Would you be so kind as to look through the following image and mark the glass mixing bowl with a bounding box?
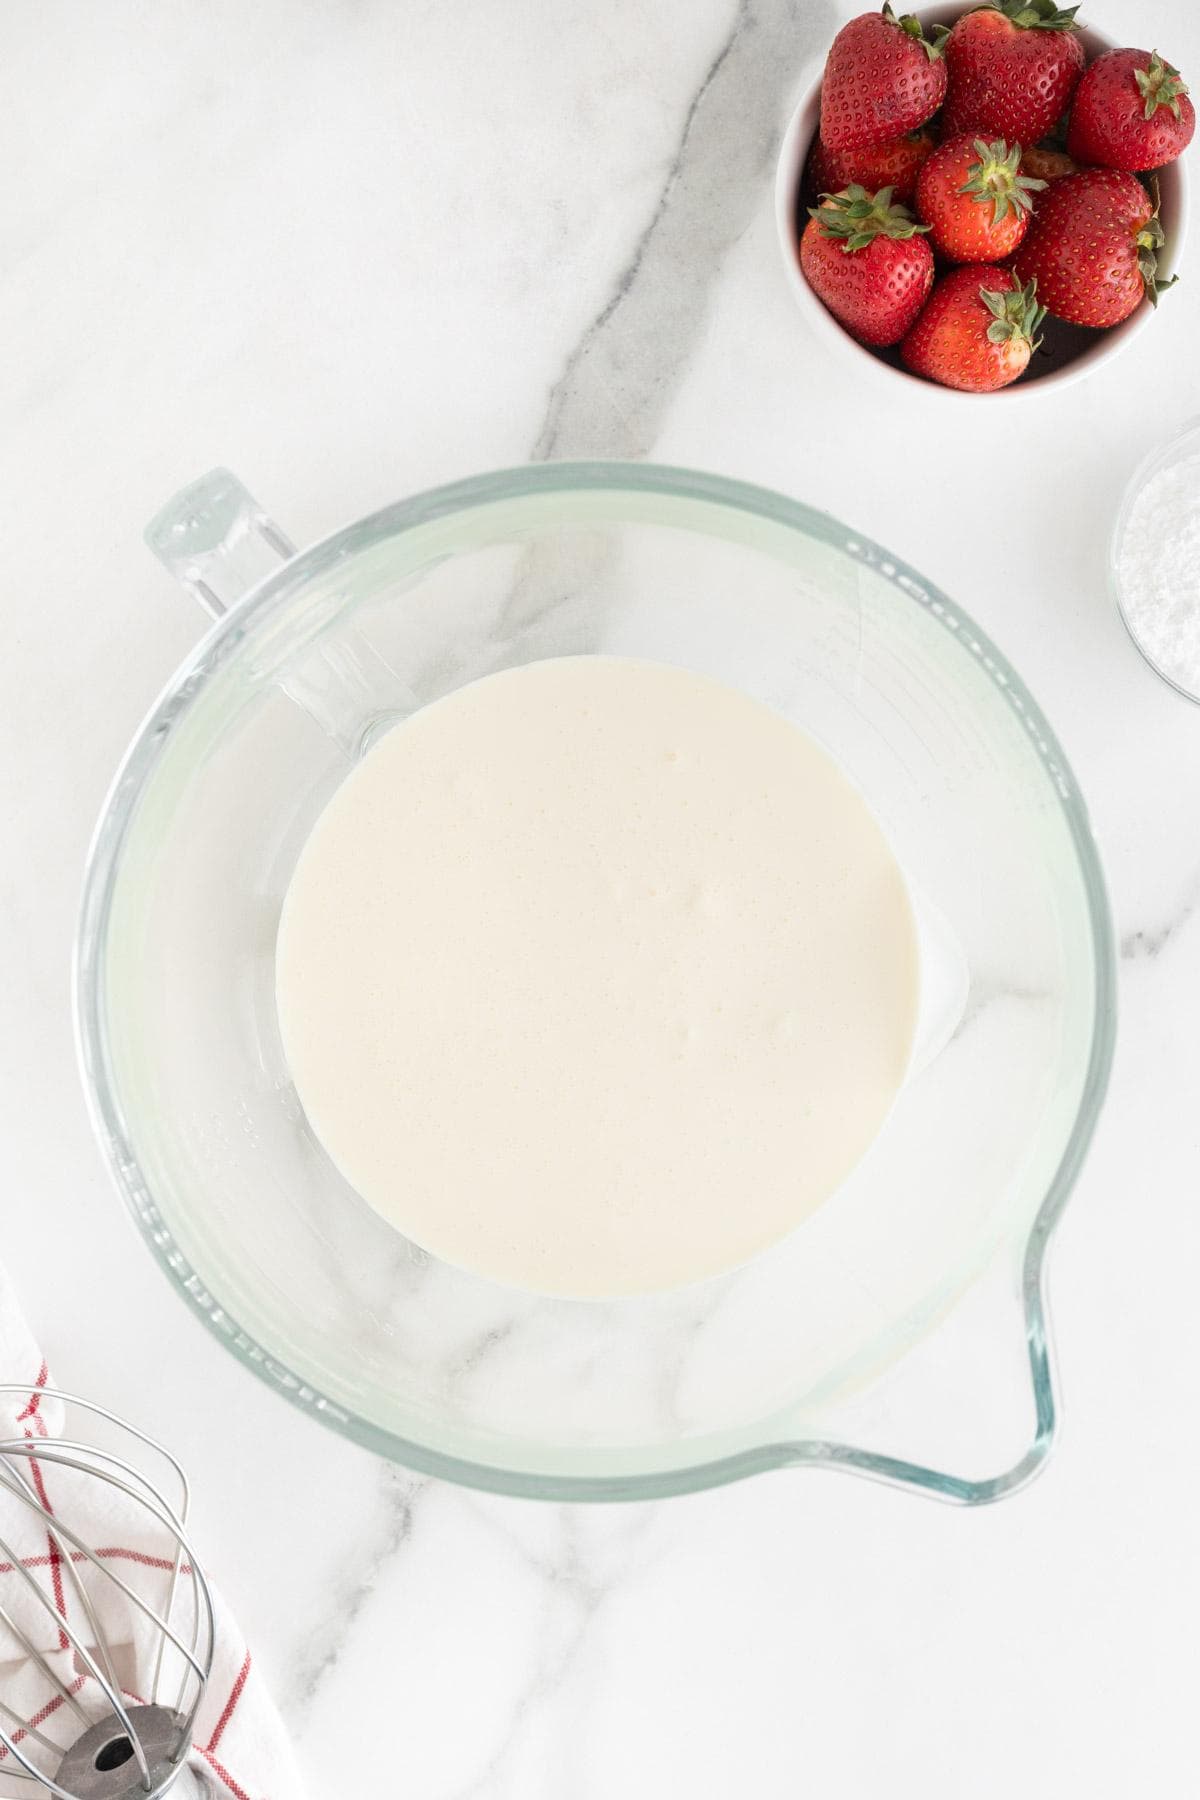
[77,463,1115,1503]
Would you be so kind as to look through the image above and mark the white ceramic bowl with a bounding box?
[775,4,1190,397]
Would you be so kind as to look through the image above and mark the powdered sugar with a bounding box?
[1116,447,1200,699]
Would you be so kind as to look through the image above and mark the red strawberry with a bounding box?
[1012,168,1175,327]
[804,128,935,207]
[1067,49,1195,171]
[901,267,1045,390]
[1019,143,1078,181]
[942,0,1085,145]
[800,185,934,345]
[820,6,948,152]
[915,135,1046,261]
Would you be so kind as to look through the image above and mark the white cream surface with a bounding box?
[275,656,918,1297]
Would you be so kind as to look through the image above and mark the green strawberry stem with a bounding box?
[990,0,1080,30]
[881,2,948,59]
[808,184,931,252]
[1135,52,1190,122]
[958,139,1047,227]
[1138,176,1178,308]
[981,278,1046,349]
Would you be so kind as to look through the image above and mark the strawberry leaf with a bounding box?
[958,139,1047,227]
[1135,204,1168,300]
[883,2,948,59]
[978,278,1046,348]
[991,0,1080,30]
[808,184,932,249]
[1136,203,1177,307]
[1135,51,1190,122]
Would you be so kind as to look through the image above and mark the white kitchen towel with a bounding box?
[0,1265,303,1799]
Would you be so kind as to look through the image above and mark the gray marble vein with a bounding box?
[532,0,833,461]
[283,1465,428,1717]
[445,0,835,689]
[951,976,1051,1042]
[447,1508,660,1800]
[1121,865,1200,961]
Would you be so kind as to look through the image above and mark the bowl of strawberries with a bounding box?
[775,1,1192,393]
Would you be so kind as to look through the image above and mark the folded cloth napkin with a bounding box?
[0,1265,303,1799]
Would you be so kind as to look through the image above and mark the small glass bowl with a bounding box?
[1110,418,1200,706]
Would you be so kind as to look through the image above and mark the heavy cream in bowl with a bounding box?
[275,655,919,1298]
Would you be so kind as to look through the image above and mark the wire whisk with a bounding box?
[0,1388,214,1800]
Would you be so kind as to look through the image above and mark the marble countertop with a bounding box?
[5,2,1199,1794]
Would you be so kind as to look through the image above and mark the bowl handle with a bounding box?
[144,468,413,758]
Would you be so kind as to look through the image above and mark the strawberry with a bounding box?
[820,6,947,152]
[800,185,934,345]
[942,0,1085,145]
[915,135,1046,261]
[1012,168,1176,327]
[901,267,1045,390]
[1019,143,1078,181]
[1067,49,1195,171]
[804,128,935,207]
